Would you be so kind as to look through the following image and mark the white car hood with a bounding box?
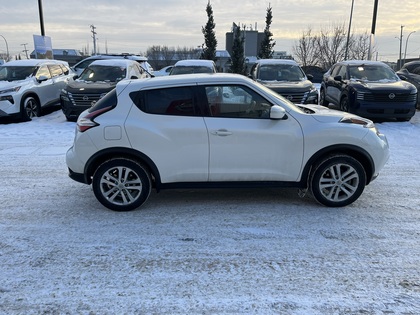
[297,104,368,123]
[0,80,27,89]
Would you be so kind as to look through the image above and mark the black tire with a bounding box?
[310,155,366,207]
[21,96,40,121]
[319,88,328,106]
[92,158,152,211]
[340,96,349,112]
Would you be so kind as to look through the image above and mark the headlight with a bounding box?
[340,116,375,129]
[0,86,21,94]
[309,85,317,93]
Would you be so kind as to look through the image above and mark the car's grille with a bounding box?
[359,92,417,102]
[69,93,103,107]
[272,90,307,103]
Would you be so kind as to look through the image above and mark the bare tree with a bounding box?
[314,23,347,70]
[146,45,176,69]
[349,31,374,60]
[176,46,200,60]
[293,23,375,69]
[293,28,318,67]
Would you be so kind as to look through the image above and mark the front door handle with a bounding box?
[211,129,232,136]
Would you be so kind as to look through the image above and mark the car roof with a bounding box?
[337,60,388,66]
[173,59,215,67]
[118,73,250,90]
[3,59,69,67]
[255,59,299,66]
[83,54,147,62]
[402,60,420,67]
[88,59,137,67]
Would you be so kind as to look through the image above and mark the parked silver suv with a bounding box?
[66,73,389,211]
[0,59,72,120]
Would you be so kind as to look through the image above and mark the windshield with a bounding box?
[78,65,127,82]
[349,65,399,82]
[0,66,37,82]
[258,64,306,82]
[170,66,214,75]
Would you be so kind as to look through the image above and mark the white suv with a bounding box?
[0,59,73,120]
[66,73,389,211]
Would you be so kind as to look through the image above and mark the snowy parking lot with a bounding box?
[1,109,419,314]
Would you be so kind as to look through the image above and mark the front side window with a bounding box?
[205,85,272,119]
[330,65,342,77]
[36,65,52,80]
[337,65,347,79]
[131,86,197,116]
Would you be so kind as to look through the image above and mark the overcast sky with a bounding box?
[1,0,419,63]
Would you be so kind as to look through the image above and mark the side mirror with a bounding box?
[130,75,138,79]
[333,75,342,82]
[37,75,49,83]
[270,105,287,120]
[307,74,314,81]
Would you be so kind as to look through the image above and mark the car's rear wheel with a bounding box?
[92,158,152,211]
[319,88,328,106]
[310,155,366,207]
[21,96,40,121]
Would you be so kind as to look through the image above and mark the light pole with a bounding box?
[403,31,416,66]
[398,25,404,69]
[345,0,355,60]
[0,34,9,62]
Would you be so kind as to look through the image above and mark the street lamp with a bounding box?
[398,25,404,69]
[0,34,9,62]
[345,0,355,60]
[403,31,416,66]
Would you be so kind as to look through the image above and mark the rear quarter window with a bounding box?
[88,89,117,113]
[130,86,199,116]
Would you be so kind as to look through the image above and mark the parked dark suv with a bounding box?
[397,60,420,109]
[319,60,417,121]
[249,59,318,104]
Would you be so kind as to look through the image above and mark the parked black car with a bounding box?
[319,60,417,121]
[397,60,420,109]
[61,59,149,121]
[249,59,318,104]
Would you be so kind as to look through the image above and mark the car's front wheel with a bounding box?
[21,96,40,121]
[310,155,366,207]
[340,96,350,112]
[92,158,152,211]
[319,88,328,106]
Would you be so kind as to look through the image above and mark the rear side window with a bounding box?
[49,64,64,77]
[130,87,198,116]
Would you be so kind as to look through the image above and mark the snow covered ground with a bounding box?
[1,108,419,314]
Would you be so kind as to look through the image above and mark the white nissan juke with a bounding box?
[66,73,390,211]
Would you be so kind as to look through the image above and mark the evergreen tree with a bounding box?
[258,4,276,59]
[230,24,247,75]
[201,1,217,61]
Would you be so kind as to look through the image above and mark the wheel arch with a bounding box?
[84,147,162,188]
[20,91,41,108]
[301,144,375,186]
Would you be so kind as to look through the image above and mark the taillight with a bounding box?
[76,106,113,132]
